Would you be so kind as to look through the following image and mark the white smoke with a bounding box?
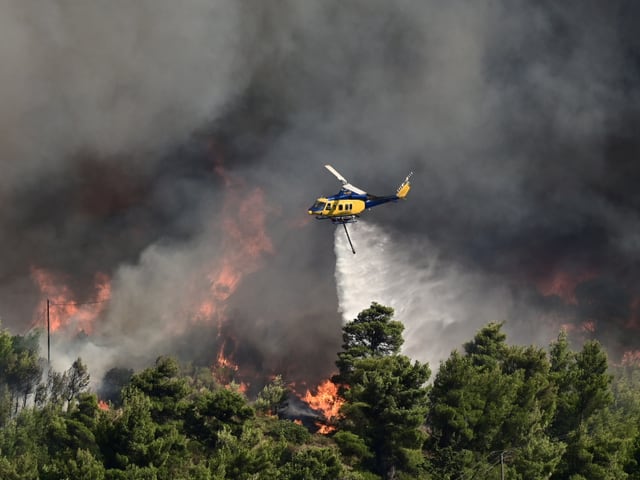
[334,221,515,369]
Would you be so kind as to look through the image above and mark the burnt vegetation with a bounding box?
[2,304,640,480]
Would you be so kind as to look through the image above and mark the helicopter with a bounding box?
[308,165,413,254]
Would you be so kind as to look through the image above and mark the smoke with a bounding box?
[334,222,517,368]
[288,0,640,362]
[0,1,250,187]
[1,1,639,386]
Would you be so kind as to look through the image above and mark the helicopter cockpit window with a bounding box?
[311,201,326,211]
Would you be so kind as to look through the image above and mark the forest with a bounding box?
[1,303,640,480]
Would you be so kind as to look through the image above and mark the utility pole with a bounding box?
[46,298,50,365]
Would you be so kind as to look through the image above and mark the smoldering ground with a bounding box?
[0,1,639,385]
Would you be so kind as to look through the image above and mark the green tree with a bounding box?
[333,430,374,467]
[185,387,254,448]
[41,448,105,480]
[129,356,190,422]
[618,363,640,478]
[627,432,640,479]
[260,415,311,444]
[280,446,347,480]
[0,406,49,478]
[98,388,157,470]
[64,358,91,410]
[335,303,430,479]
[0,324,14,426]
[341,355,430,478]
[574,341,613,420]
[463,322,508,368]
[550,337,615,479]
[39,392,102,472]
[6,332,42,414]
[254,375,287,416]
[44,370,67,409]
[334,302,404,387]
[209,424,283,479]
[427,323,564,478]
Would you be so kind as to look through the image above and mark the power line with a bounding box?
[48,299,110,306]
[455,449,517,480]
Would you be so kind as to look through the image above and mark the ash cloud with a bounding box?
[1,1,639,385]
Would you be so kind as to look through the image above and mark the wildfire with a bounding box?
[216,340,239,371]
[621,351,640,367]
[537,270,597,305]
[98,400,110,411]
[193,156,273,328]
[302,379,344,434]
[212,339,250,394]
[30,267,111,334]
[189,152,275,393]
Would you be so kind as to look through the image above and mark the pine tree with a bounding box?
[335,303,430,479]
[550,338,615,479]
[65,358,91,409]
[427,323,564,478]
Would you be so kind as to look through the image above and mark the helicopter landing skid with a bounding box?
[330,215,358,224]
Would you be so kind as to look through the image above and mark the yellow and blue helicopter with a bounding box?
[308,165,413,254]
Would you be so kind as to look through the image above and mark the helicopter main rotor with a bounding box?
[324,165,367,195]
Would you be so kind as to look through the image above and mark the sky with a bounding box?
[0,0,639,386]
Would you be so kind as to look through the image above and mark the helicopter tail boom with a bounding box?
[396,172,413,199]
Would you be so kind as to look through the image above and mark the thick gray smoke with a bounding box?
[1,1,639,386]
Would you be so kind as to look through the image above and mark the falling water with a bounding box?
[334,221,515,369]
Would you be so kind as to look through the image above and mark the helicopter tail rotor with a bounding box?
[396,171,413,199]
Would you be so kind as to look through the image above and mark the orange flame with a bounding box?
[621,350,640,367]
[537,270,597,305]
[303,379,344,434]
[315,423,336,435]
[31,267,111,334]
[193,158,273,327]
[190,153,275,392]
[211,338,250,394]
[560,323,576,333]
[98,400,109,411]
[216,340,239,371]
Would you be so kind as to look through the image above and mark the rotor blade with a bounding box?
[344,183,367,195]
[324,164,348,185]
[324,165,367,194]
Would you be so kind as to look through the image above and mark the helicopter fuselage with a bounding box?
[308,190,399,221]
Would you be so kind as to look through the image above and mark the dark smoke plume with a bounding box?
[1,1,639,385]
